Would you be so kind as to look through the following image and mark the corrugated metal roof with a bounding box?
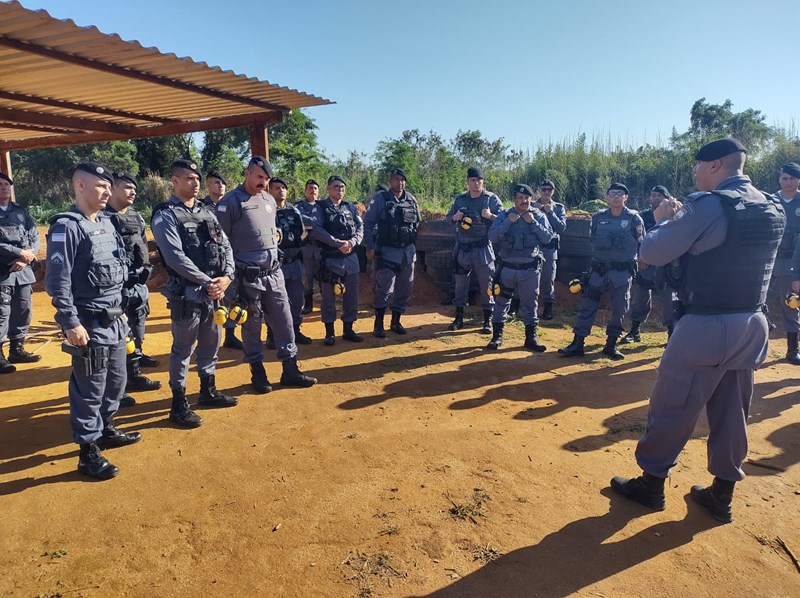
[0,1,333,149]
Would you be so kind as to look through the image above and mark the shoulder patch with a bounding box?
[674,203,695,220]
[217,204,227,212]
[151,214,163,227]
[50,232,66,242]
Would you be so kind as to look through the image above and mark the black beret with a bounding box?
[782,163,800,179]
[113,171,138,188]
[389,168,407,180]
[74,162,114,185]
[269,177,288,188]
[607,182,629,195]
[171,159,202,178]
[539,179,555,189]
[513,183,534,197]
[327,175,346,186]
[248,156,274,177]
[305,179,319,187]
[467,166,484,179]
[377,183,389,192]
[694,138,747,161]
[0,172,12,185]
[206,170,227,185]
[651,185,670,197]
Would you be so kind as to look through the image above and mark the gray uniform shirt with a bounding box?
[0,202,39,285]
[535,201,567,235]
[309,198,365,250]
[362,190,420,265]
[488,207,553,264]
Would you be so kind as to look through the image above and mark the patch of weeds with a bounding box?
[379,525,399,536]
[446,488,491,523]
[342,550,406,597]
[515,496,529,503]
[345,432,360,440]
[472,543,502,564]
[41,549,67,559]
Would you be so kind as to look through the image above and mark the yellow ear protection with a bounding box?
[487,282,502,297]
[333,281,346,295]
[785,293,800,310]
[460,215,473,230]
[228,303,248,325]
[568,278,583,294]
[212,301,229,326]
[125,336,136,354]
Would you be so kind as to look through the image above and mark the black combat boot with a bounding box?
[169,387,203,428]
[390,311,407,335]
[119,394,136,408]
[342,321,363,343]
[0,344,16,374]
[486,321,504,350]
[447,306,464,331]
[690,477,735,523]
[198,374,238,408]
[294,324,312,345]
[126,358,161,392]
[8,339,41,363]
[602,335,625,360]
[610,472,666,511]
[620,321,642,344]
[249,362,272,393]
[96,417,142,450]
[373,307,386,338]
[507,297,520,317]
[223,327,243,350]
[136,346,159,368]
[265,326,276,350]
[77,442,119,480]
[324,322,336,346]
[301,292,314,315]
[787,333,800,365]
[524,324,546,352]
[280,357,317,387]
[558,335,585,357]
[542,301,554,321]
[480,309,493,334]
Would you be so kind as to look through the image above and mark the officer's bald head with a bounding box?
[720,151,746,174]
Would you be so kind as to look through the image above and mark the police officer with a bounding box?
[0,172,40,373]
[558,183,644,360]
[45,163,142,480]
[215,157,316,393]
[269,177,312,345]
[534,179,567,320]
[620,185,675,343]
[104,173,161,404]
[151,159,238,427]
[363,168,420,337]
[487,184,553,351]
[771,162,800,364]
[446,167,504,333]
[310,175,364,345]
[611,138,785,524]
[296,179,321,315]
[202,170,227,207]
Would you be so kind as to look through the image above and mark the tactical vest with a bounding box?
[679,191,784,314]
[0,206,29,250]
[640,209,656,232]
[152,202,226,280]
[48,211,125,301]
[591,209,639,264]
[455,193,494,244]
[377,191,419,247]
[320,200,357,241]
[498,209,544,261]
[106,208,150,270]
[774,193,800,256]
[227,192,279,253]
[276,206,304,250]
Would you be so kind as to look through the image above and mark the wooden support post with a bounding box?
[249,120,269,161]
[0,150,13,201]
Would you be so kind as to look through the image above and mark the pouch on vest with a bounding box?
[593,232,613,250]
[87,260,125,289]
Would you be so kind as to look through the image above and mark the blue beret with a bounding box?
[651,185,670,196]
[74,162,114,185]
[0,172,12,185]
[171,159,202,178]
[305,179,319,187]
[269,177,288,188]
[467,166,484,179]
[782,163,800,178]
[327,175,346,186]
[607,182,629,195]
[390,168,407,180]
[513,183,534,197]
[206,170,227,185]
[248,156,274,177]
[539,179,555,189]
[113,171,138,188]
[694,138,747,161]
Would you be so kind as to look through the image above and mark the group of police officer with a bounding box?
[0,137,789,522]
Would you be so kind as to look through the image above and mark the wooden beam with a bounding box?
[0,36,289,113]
[0,106,132,134]
[0,121,75,135]
[249,120,269,161]
[0,90,178,124]
[0,110,283,151]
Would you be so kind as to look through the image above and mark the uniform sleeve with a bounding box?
[218,226,235,279]
[791,238,800,283]
[531,210,554,244]
[362,196,381,251]
[489,194,504,214]
[44,220,81,331]
[632,214,645,246]
[446,197,460,224]
[351,205,364,246]
[151,209,213,287]
[214,195,238,239]
[548,204,567,234]
[26,211,40,254]
[488,211,510,244]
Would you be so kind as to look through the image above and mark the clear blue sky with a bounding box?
[15,0,800,160]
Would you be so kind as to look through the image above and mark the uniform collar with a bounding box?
[716,174,751,190]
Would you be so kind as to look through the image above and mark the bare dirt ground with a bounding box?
[1,268,799,597]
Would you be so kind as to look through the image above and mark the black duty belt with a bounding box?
[502,259,542,271]
[683,305,761,315]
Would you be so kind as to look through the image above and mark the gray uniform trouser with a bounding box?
[321,253,360,324]
[492,265,541,325]
[281,258,305,327]
[773,258,800,333]
[630,268,673,327]
[69,338,126,444]
[454,247,495,311]
[539,249,557,303]
[240,270,297,363]
[0,282,33,342]
[373,250,415,313]
[123,283,149,347]
[301,245,320,294]
[573,270,632,338]
[169,301,221,389]
[636,311,768,481]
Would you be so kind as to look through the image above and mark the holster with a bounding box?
[61,343,109,377]
[168,297,193,321]
[100,307,123,327]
